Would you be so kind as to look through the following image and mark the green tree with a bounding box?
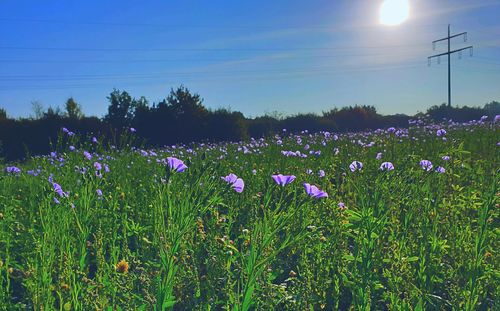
[65,97,84,119]
[104,89,135,128]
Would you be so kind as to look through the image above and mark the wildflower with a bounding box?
[494,115,500,122]
[115,259,129,273]
[166,157,188,172]
[271,174,296,186]
[91,137,98,144]
[130,127,136,133]
[96,189,103,197]
[435,166,446,173]
[306,169,313,174]
[318,170,325,178]
[69,146,76,151]
[94,162,102,171]
[376,152,383,160]
[436,129,446,137]
[420,160,433,171]
[5,166,21,174]
[442,155,450,161]
[379,162,394,171]
[349,161,363,172]
[387,127,396,133]
[62,127,75,136]
[52,182,68,198]
[222,173,244,193]
[303,183,328,199]
[251,169,257,175]
[83,151,92,160]
[338,202,346,210]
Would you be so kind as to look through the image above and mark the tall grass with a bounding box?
[0,121,498,310]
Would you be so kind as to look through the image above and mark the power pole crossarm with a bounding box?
[428,46,473,60]
[432,32,467,45]
[428,24,473,107]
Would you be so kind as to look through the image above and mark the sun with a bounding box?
[379,0,410,26]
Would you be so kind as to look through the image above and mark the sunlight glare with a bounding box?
[379,0,410,26]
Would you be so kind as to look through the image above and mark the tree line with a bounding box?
[0,86,498,161]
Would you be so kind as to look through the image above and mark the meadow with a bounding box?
[0,118,498,310]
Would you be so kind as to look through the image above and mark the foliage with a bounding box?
[0,120,498,310]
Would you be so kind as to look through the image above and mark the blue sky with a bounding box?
[0,0,499,118]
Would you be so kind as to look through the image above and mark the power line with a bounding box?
[428,24,473,107]
[0,17,449,30]
[0,43,425,53]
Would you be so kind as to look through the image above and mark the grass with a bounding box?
[0,121,498,310]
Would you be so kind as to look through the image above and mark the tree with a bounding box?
[0,108,6,120]
[65,97,84,119]
[483,101,500,115]
[163,85,207,120]
[31,101,44,119]
[104,89,135,128]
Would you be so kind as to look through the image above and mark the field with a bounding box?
[0,120,498,310]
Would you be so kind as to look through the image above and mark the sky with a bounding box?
[0,0,499,119]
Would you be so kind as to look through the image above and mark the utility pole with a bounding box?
[428,24,473,107]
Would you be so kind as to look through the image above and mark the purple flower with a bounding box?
[442,155,450,161]
[306,169,313,175]
[494,115,500,122]
[272,174,296,186]
[318,170,325,178]
[91,137,98,144]
[436,129,447,137]
[435,166,446,173]
[338,202,346,210]
[96,189,103,197]
[376,152,383,160]
[303,183,328,199]
[5,166,21,174]
[252,169,257,175]
[62,127,74,136]
[83,151,92,160]
[52,182,68,198]
[130,127,136,133]
[349,161,363,172]
[387,127,396,133]
[94,162,102,171]
[69,146,76,151]
[379,162,394,171]
[222,173,244,193]
[420,160,433,171]
[166,157,188,172]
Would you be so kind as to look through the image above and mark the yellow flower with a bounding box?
[115,259,129,273]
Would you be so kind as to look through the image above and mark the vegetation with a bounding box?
[1,86,498,161]
[0,118,498,310]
